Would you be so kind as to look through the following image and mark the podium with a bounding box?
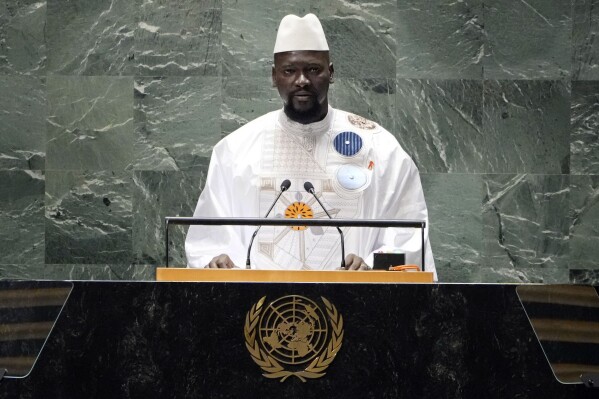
[155,268,435,283]
[1,279,597,398]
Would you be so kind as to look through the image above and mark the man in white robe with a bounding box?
[185,14,436,279]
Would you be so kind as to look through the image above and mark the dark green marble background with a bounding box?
[1,0,598,284]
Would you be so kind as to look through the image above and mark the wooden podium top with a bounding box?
[155,268,434,283]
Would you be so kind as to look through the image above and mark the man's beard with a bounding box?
[283,100,324,124]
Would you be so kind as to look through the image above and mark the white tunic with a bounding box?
[185,107,436,279]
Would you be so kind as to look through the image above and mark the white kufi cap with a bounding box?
[273,14,329,53]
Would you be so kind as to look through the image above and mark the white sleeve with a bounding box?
[364,136,437,280]
[184,147,246,268]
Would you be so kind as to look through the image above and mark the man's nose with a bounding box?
[295,72,309,86]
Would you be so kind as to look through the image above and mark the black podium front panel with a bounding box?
[0,282,596,398]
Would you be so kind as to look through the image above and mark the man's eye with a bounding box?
[309,67,320,73]
[283,69,294,74]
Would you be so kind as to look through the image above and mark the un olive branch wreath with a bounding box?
[244,296,344,382]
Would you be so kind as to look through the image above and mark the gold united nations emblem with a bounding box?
[244,295,344,382]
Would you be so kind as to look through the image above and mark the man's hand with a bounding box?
[339,253,371,271]
[206,254,237,269]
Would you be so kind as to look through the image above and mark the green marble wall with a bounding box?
[1,0,598,284]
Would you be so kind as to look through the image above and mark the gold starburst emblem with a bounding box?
[284,202,313,231]
[244,295,344,382]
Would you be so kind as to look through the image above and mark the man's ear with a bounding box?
[329,62,335,83]
[271,65,277,87]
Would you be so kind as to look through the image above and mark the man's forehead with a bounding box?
[274,51,330,65]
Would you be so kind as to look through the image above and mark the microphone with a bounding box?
[245,179,291,269]
[304,181,346,269]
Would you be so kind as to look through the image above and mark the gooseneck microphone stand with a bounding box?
[245,179,291,269]
[303,181,346,269]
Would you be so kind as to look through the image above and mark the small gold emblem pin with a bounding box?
[244,295,344,382]
[348,114,376,130]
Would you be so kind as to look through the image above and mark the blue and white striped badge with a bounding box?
[333,131,363,157]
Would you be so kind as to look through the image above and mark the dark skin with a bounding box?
[272,50,333,124]
[207,50,369,271]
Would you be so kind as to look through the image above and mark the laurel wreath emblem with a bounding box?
[244,296,344,382]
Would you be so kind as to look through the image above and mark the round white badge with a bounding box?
[336,164,368,190]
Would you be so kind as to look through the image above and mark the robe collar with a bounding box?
[277,106,334,138]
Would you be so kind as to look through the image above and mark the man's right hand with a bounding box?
[206,254,237,269]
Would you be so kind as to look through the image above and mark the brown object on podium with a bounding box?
[155,268,434,283]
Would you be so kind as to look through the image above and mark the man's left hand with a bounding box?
[339,253,370,271]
